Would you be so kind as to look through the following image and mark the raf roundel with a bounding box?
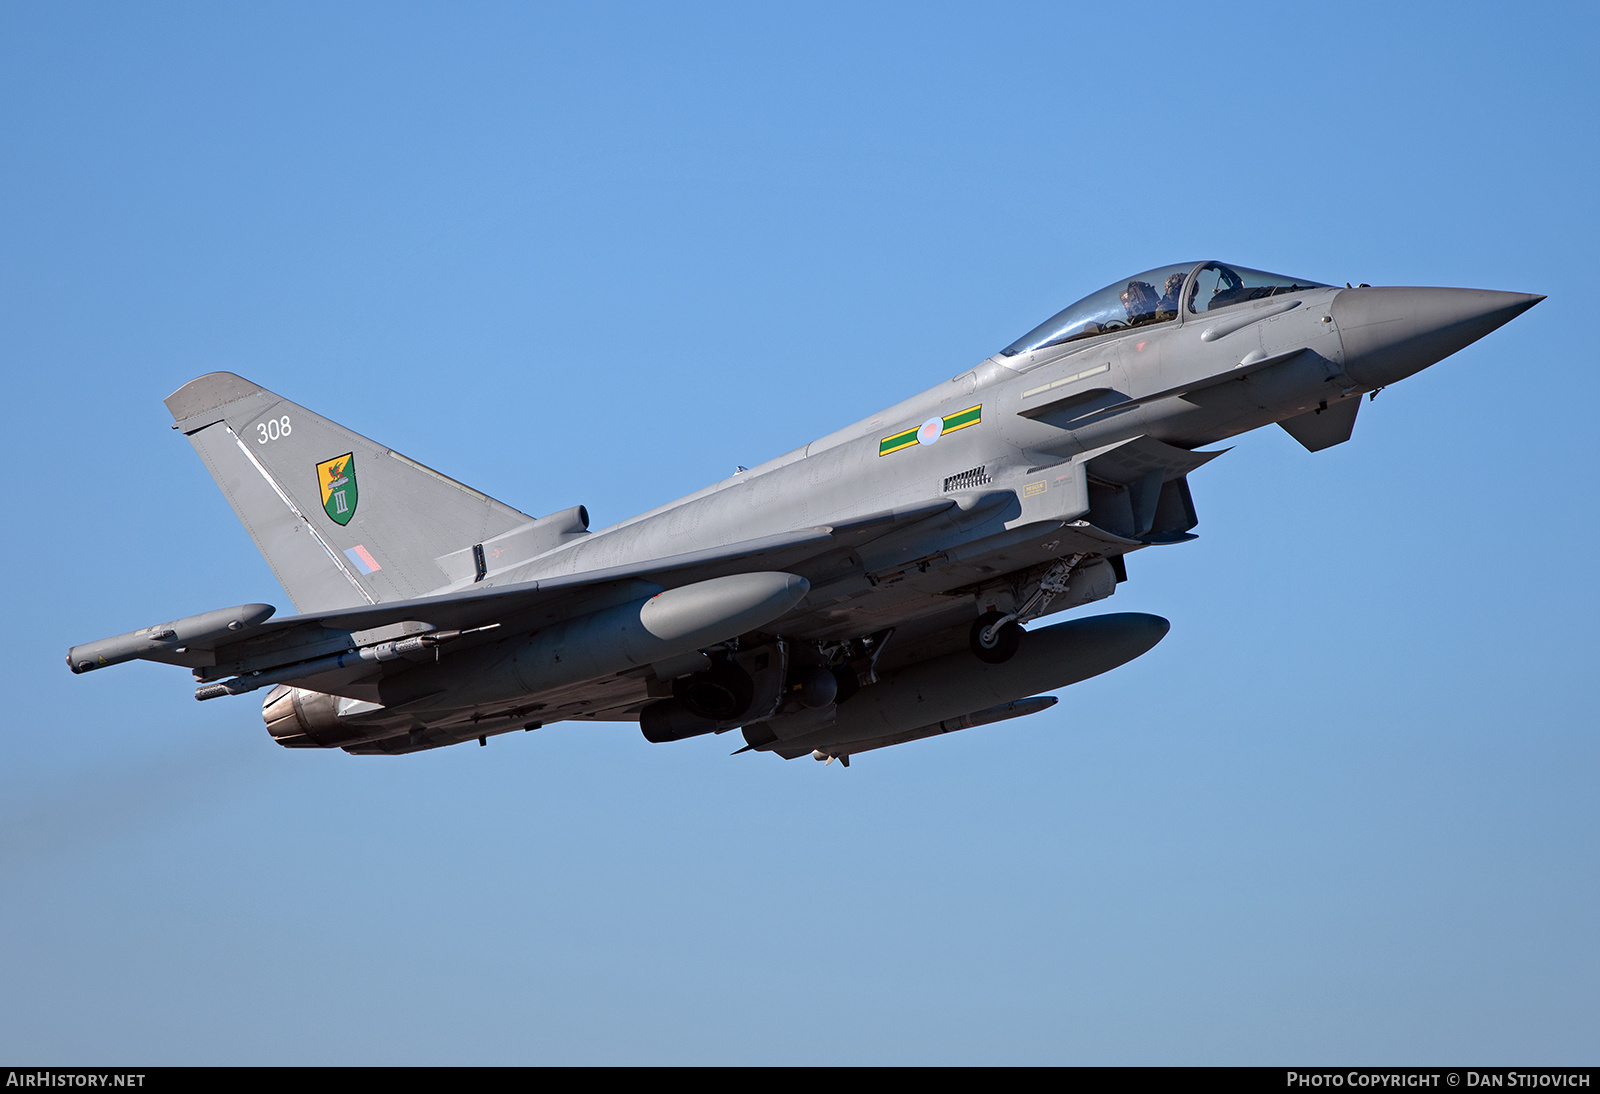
[915,416,943,446]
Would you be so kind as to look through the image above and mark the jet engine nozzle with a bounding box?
[1332,286,1542,389]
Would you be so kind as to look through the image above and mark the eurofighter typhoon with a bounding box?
[69,264,1541,764]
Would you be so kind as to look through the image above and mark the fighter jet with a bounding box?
[67,262,1541,764]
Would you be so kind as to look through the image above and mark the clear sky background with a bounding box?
[2,1,1595,1065]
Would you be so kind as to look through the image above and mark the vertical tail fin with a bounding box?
[166,372,534,612]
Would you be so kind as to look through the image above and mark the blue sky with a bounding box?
[2,2,1595,1064]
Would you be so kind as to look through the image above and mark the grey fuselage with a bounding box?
[486,280,1527,640]
[348,274,1539,744]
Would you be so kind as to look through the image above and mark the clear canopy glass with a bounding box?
[1001,261,1332,357]
[1001,263,1197,357]
[1187,262,1328,314]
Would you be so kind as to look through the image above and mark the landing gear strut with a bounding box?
[969,554,1088,664]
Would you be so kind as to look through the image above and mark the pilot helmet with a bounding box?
[1120,280,1160,321]
[1158,273,1186,315]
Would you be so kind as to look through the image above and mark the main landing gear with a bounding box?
[970,611,1023,664]
[968,554,1089,664]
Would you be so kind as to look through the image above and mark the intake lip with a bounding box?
[1333,287,1543,388]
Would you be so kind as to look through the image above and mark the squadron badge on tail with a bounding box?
[317,453,358,525]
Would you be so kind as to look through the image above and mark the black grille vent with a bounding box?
[943,466,991,492]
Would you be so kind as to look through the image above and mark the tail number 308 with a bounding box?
[257,417,292,443]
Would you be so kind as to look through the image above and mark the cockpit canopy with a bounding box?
[1000,262,1329,357]
[1186,262,1329,314]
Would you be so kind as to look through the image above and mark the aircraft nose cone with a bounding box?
[1333,286,1543,389]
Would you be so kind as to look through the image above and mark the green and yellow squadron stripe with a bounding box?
[878,427,921,456]
[941,404,982,433]
[878,404,983,456]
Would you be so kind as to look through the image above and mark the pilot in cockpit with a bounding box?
[1119,280,1161,327]
[1157,272,1185,320]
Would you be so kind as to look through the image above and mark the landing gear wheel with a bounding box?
[970,612,1022,664]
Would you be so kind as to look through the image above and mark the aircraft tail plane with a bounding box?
[165,372,537,613]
